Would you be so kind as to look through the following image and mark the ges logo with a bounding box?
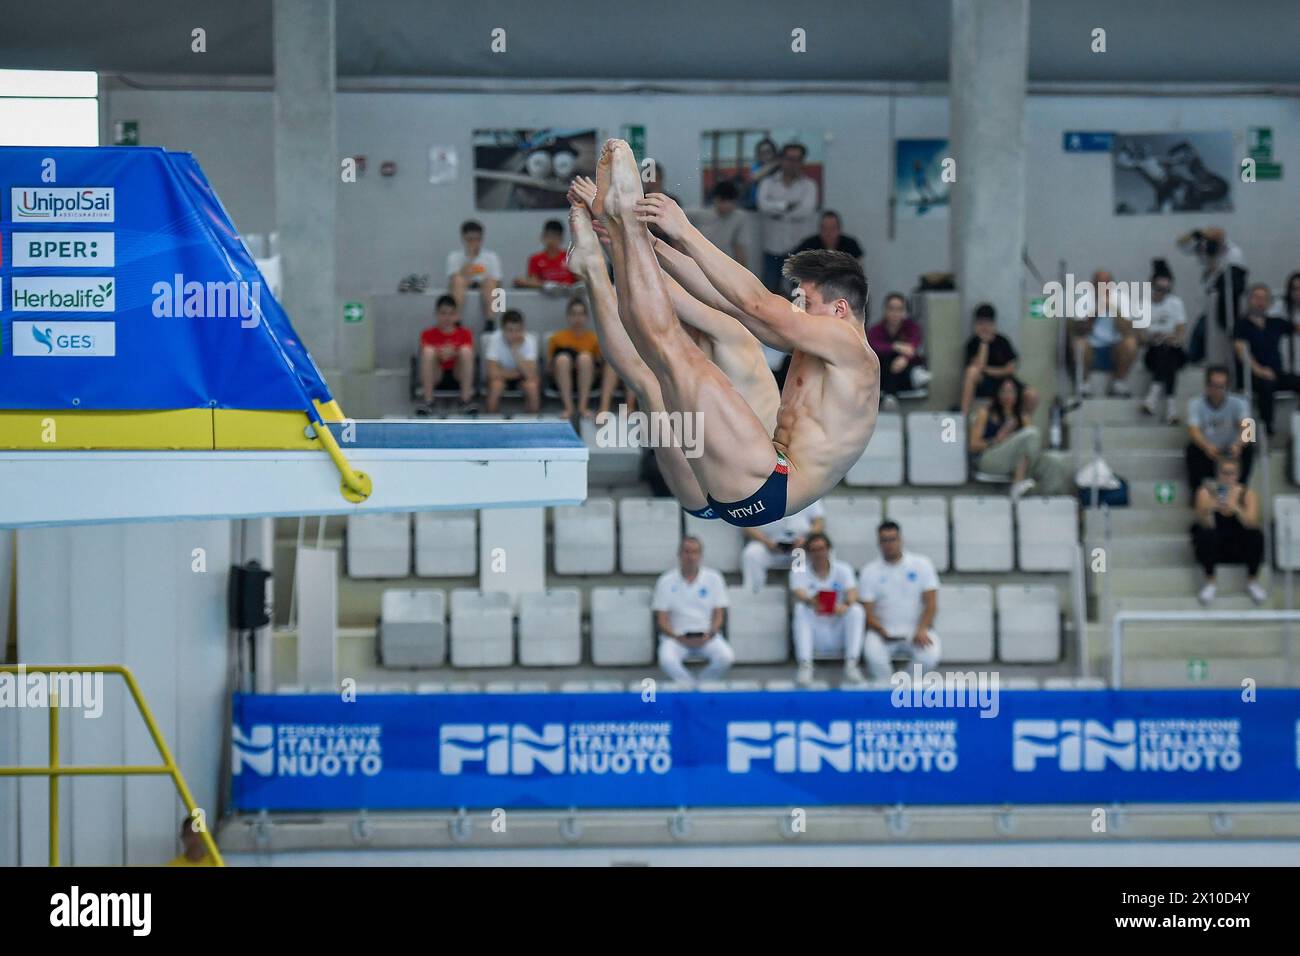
[33,326,96,353]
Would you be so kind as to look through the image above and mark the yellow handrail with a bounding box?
[0,664,225,867]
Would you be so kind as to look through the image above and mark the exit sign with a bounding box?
[343,301,365,323]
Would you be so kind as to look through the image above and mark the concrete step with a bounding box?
[1070,397,1196,426]
[1092,424,1185,450]
[1119,656,1297,688]
[1102,533,1197,566]
[1102,564,1276,597]
[1089,622,1295,659]
[1089,448,1184,480]
[1110,594,1283,612]
[1084,507,1191,537]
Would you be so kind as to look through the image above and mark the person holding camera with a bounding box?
[1177,226,1248,363]
[1190,456,1265,606]
[653,536,734,687]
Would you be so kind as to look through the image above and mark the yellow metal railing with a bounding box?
[0,664,225,866]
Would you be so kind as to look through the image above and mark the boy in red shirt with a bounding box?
[514,219,576,288]
[418,294,477,413]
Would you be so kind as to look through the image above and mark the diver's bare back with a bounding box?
[775,332,880,513]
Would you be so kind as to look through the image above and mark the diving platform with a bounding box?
[0,420,588,528]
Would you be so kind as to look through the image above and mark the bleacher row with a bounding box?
[348,494,1081,578]
[372,580,1062,672]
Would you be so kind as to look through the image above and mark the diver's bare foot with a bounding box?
[599,139,643,221]
[593,141,614,219]
[566,202,605,282]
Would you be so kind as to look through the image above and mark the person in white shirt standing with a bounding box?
[482,309,541,413]
[1140,263,1188,423]
[741,499,825,591]
[858,521,941,679]
[446,219,503,330]
[652,536,734,688]
[755,142,818,293]
[789,533,866,686]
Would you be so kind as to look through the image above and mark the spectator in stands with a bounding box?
[858,521,942,680]
[968,377,1070,499]
[1139,262,1187,423]
[744,137,781,210]
[792,210,864,262]
[1233,282,1300,436]
[1186,365,1253,495]
[692,180,746,264]
[959,303,1040,416]
[417,294,476,414]
[446,220,502,329]
[867,292,930,396]
[483,309,541,413]
[1177,226,1248,363]
[167,815,216,867]
[1069,269,1138,397]
[548,295,623,420]
[652,536,734,688]
[741,499,826,591]
[790,533,867,686]
[756,142,818,293]
[1279,271,1300,329]
[1191,455,1266,606]
[513,219,576,289]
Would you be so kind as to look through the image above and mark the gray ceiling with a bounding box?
[1,0,1298,84]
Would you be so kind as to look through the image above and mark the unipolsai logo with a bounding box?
[726,720,851,773]
[12,186,115,221]
[1012,719,1137,772]
[439,722,565,776]
[231,724,274,776]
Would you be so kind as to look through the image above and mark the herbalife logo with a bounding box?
[12,277,115,312]
[152,274,262,327]
[12,186,114,222]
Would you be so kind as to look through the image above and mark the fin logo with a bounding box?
[439,723,565,776]
[1012,719,1137,772]
[726,720,852,773]
[231,725,275,776]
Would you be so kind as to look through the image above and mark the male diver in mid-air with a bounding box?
[586,138,879,528]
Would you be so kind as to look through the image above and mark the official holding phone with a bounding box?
[652,537,734,688]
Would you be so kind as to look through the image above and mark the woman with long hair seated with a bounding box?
[968,377,1070,499]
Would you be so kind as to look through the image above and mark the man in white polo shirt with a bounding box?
[789,533,867,686]
[858,521,941,679]
[652,536,734,688]
[740,498,825,591]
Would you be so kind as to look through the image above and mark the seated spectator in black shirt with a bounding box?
[793,211,864,261]
[960,303,1040,416]
[1232,282,1300,435]
[1191,456,1266,607]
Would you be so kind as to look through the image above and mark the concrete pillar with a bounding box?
[274,0,337,370]
[949,0,1030,344]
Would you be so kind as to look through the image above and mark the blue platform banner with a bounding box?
[231,690,1300,811]
[0,146,331,411]
[1064,131,1115,153]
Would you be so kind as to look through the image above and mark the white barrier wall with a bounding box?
[0,521,231,866]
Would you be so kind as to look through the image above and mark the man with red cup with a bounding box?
[789,532,866,687]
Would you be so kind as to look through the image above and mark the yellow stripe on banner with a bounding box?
[0,409,215,450]
[0,401,350,451]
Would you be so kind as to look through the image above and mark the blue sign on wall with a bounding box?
[1064,131,1115,153]
[231,690,1300,811]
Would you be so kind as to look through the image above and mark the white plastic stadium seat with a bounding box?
[906,411,967,485]
[378,588,446,667]
[884,496,950,572]
[1015,496,1079,571]
[590,586,655,665]
[846,411,903,486]
[414,511,477,577]
[821,495,882,568]
[1273,495,1300,570]
[933,584,994,663]
[995,584,1060,663]
[684,513,743,573]
[346,512,411,578]
[725,586,789,664]
[952,496,1014,571]
[449,589,514,667]
[518,589,582,666]
[552,497,616,574]
[618,497,682,574]
[1293,412,1300,484]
